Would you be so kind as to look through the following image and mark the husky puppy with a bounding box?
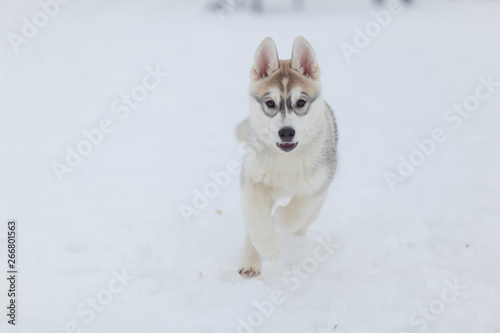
[236,37,338,278]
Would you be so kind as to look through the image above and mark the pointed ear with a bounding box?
[291,36,320,80]
[250,38,280,80]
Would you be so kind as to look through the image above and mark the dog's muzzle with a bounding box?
[277,127,298,152]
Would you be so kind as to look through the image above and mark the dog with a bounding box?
[236,36,338,278]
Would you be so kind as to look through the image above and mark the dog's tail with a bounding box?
[235,118,250,143]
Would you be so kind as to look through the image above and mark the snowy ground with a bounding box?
[1,0,500,332]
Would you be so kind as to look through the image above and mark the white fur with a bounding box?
[237,37,337,278]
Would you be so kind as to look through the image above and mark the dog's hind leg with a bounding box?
[274,191,326,235]
[238,234,262,278]
[294,202,323,236]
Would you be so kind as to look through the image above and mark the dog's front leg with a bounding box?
[274,191,326,234]
[241,182,281,262]
[239,234,261,278]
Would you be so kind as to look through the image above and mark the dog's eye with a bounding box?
[297,99,306,107]
[266,101,275,108]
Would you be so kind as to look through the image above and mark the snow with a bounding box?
[1,0,500,332]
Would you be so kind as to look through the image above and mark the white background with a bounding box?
[1,0,499,332]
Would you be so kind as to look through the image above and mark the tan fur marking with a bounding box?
[252,60,319,99]
[282,77,289,96]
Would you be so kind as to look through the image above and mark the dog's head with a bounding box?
[249,36,322,153]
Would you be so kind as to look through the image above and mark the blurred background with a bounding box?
[1,0,500,332]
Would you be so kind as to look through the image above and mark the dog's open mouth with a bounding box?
[276,142,298,152]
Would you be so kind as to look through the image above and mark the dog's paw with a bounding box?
[238,267,261,278]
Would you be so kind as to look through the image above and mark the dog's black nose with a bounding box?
[278,127,295,142]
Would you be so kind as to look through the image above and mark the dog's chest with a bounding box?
[248,152,329,196]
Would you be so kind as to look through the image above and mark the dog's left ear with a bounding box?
[291,36,320,80]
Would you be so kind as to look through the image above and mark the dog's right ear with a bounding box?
[250,38,279,80]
